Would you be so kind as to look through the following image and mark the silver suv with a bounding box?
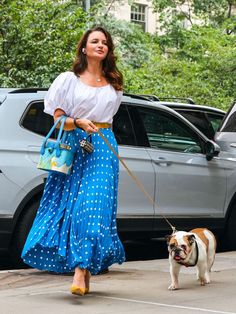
[0,88,234,266]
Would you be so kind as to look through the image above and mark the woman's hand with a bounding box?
[75,118,98,133]
[53,109,98,132]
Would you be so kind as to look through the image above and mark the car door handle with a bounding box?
[154,157,172,166]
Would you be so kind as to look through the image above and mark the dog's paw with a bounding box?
[205,274,211,284]
[200,279,210,286]
[203,279,210,285]
[200,277,210,286]
[168,284,179,290]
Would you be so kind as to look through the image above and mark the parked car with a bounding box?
[139,95,225,139]
[215,100,236,152]
[0,88,235,266]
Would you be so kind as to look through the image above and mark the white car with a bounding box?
[0,88,234,266]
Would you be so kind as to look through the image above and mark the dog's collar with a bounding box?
[177,241,199,267]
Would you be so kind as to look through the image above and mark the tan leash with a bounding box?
[97,129,176,234]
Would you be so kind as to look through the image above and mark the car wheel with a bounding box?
[225,204,236,250]
[10,201,39,268]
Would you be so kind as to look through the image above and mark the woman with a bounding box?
[21,26,126,296]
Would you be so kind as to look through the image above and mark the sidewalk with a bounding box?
[1,251,236,314]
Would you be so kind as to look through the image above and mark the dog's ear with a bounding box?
[187,234,196,245]
[165,234,172,244]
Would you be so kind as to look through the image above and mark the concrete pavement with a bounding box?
[1,251,236,314]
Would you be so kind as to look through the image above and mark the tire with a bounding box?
[225,204,236,250]
[10,201,39,268]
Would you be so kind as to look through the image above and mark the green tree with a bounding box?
[0,0,87,87]
[0,1,235,110]
[123,25,236,110]
[152,0,236,44]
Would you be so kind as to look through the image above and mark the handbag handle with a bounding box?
[40,115,67,155]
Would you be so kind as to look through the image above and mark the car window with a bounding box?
[113,104,136,146]
[136,107,203,153]
[22,101,137,145]
[175,110,215,139]
[21,101,55,138]
[206,112,224,133]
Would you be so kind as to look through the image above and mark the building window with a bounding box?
[131,4,147,31]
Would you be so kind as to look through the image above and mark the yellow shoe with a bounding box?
[70,284,86,296]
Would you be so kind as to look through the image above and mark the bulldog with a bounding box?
[166,228,216,290]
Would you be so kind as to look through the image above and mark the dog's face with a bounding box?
[166,232,196,262]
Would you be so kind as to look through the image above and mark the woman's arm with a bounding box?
[54,109,98,133]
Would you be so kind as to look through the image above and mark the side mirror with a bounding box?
[205,140,220,161]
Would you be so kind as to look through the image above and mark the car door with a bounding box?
[113,103,155,233]
[131,106,227,220]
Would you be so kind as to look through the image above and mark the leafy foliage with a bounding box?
[152,0,236,39]
[152,0,236,25]
[0,0,235,110]
[0,0,87,87]
[122,25,236,109]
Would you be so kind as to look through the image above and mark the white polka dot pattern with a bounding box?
[21,128,125,274]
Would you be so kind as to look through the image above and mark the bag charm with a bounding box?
[80,135,94,153]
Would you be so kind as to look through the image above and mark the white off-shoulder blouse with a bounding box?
[44,71,123,123]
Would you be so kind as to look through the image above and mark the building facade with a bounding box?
[110,0,159,34]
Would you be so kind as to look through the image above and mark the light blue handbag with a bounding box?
[37,115,75,175]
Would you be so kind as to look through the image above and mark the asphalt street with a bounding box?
[1,250,236,314]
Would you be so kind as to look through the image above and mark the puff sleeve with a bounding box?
[44,71,74,116]
[116,91,123,107]
[113,90,123,117]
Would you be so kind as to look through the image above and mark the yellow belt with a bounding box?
[93,122,111,128]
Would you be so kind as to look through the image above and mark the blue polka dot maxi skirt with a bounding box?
[21,128,126,274]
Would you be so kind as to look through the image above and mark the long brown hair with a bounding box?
[72,26,123,91]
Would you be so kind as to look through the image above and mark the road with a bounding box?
[0,241,236,314]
